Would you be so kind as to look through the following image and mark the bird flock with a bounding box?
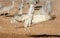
[0,0,52,28]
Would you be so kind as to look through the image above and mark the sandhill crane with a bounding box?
[24,4,34,28]
[10,0,24,23]
[10,4,34,28]
[0,0,15,15]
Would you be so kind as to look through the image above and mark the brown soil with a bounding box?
[0,0,60,38]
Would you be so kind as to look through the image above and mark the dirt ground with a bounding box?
[0,0,60,38]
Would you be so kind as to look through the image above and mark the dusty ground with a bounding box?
[0,0,60,38]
